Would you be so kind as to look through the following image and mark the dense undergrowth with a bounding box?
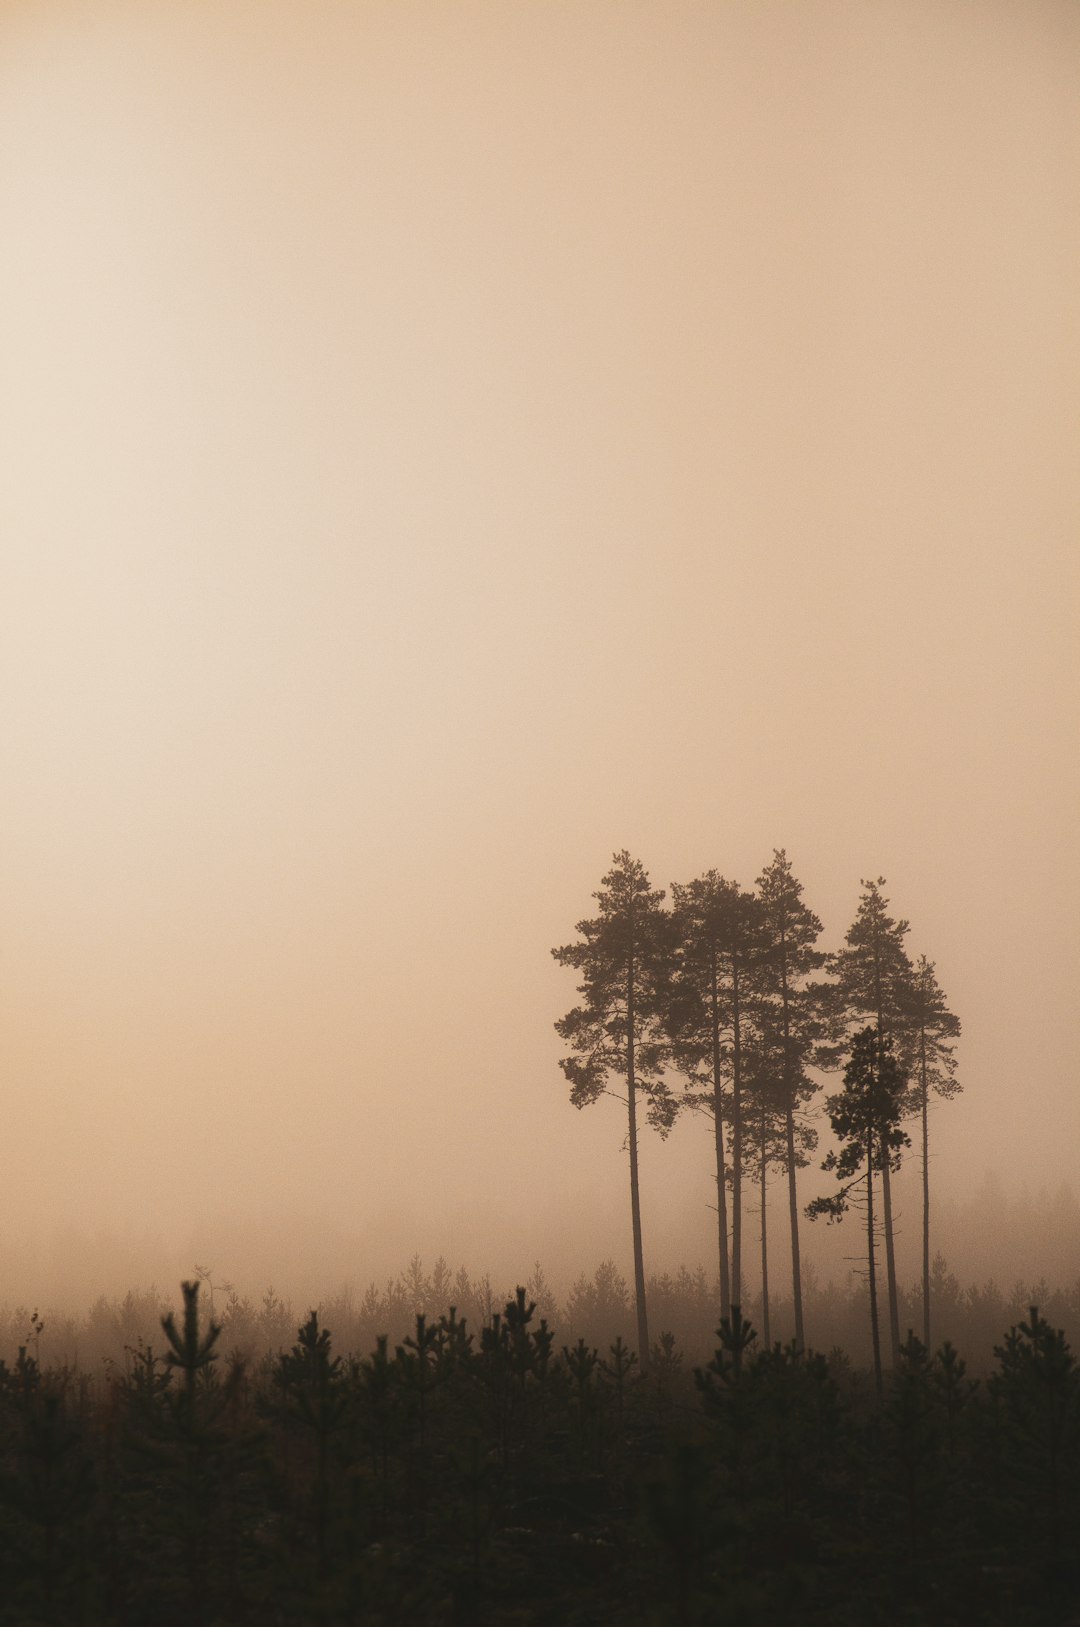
[0,1267,1078,1624]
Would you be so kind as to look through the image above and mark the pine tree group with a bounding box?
[553,854,961,1369]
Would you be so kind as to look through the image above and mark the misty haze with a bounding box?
[1,0,1077,1620]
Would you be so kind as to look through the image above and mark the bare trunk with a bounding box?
[714,1097,731,1323]
[785,1108,803,1350]
[867,1133,882,1400]
[921,1026,931,1348]
[709,957,731,1319]
[880,1156,901,1365]
[874,984,900,1367]
[779,952,804,1348]
[627,1080,649,1365]
[759,1107,770,1347]
[626,962,650,1366]
[731,961,743,1310]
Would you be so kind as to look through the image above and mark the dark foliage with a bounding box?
[0,1278,1076,1622]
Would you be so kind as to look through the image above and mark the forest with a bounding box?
[0,851,1076,1623]
[0,1263,1078,1624]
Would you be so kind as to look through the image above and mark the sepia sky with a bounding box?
[2,1,1077,1304]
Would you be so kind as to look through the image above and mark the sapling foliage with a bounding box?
[265,1312,348,1563]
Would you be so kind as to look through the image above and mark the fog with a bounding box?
[2,1,1077,1312]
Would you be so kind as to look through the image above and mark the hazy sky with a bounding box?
[2,1,1077,1304]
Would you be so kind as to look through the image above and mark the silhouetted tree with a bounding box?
[989,1306,1080,1575]
[263,1312,348,1565]
[669,874,761,1317]
[693,1305,758,1549]
[553,852,676,1364]
[563,1259,633,1351]
[354,1335,398,1536]
[808,1027,910,1397]
[831,879,915,1365]
[742,1012,800,1349]
[161,1280,223,1419]
[0,1350,95,1611]
[754,849,827,1348]
[900,955,962,1347]
[155,1280,247,1615]
[563,1337,600,1460]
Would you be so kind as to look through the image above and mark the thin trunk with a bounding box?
[785,1109,803,1350]
[711,954,731,1320]
[921,1025,931,1348]
[731,959,743,1310]
[880,1159,901,1365]
[777,939,805,1348]
[873,975,900,1366]
[627,1079,649,1365]
[759,1106,770,1347]
[713,1099,731,1323]
[626,956,650,1366]
[867,1132,883,1400]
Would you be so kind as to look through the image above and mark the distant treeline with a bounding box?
[4,1253,1079,1379]
[0,1275,1077,1623]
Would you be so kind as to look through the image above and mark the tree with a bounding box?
[155,1281,244,1613]
[831,878,914,1365]
[553,851,676,1364]
[900,955,961,1348]
[161,1279,223,1427]
[740,1013,791,1348]
[807,1027,910,1397]
[989,1306,1080,1572]
[754,850,827,1348]
[264,1312,348,1564]
[669,874,762,1317]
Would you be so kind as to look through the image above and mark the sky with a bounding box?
[1,0,1077,1307]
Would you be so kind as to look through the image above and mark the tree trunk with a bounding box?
[785,1107,803,1350]
[880,1157,901,1365]
[713,1095,731,1323]
[759,1107,770,1347]
[867,1133,882,1400]
[626,1079,649,1366]
[779,952,805,1348]
[711,957,731,1320]
[921,1026,931,1348]
[626,961,650,1366]
[873,983,900,1367]
[731,960,743,1311]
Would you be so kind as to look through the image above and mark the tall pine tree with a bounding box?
[900,955,961,1347]
[831,878,914,1366]
[741,1007,794,1349]
[808,1027,910,1398]
[553,852,676,1364]
[755,850,827,1348]
[669,874,761,1316]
